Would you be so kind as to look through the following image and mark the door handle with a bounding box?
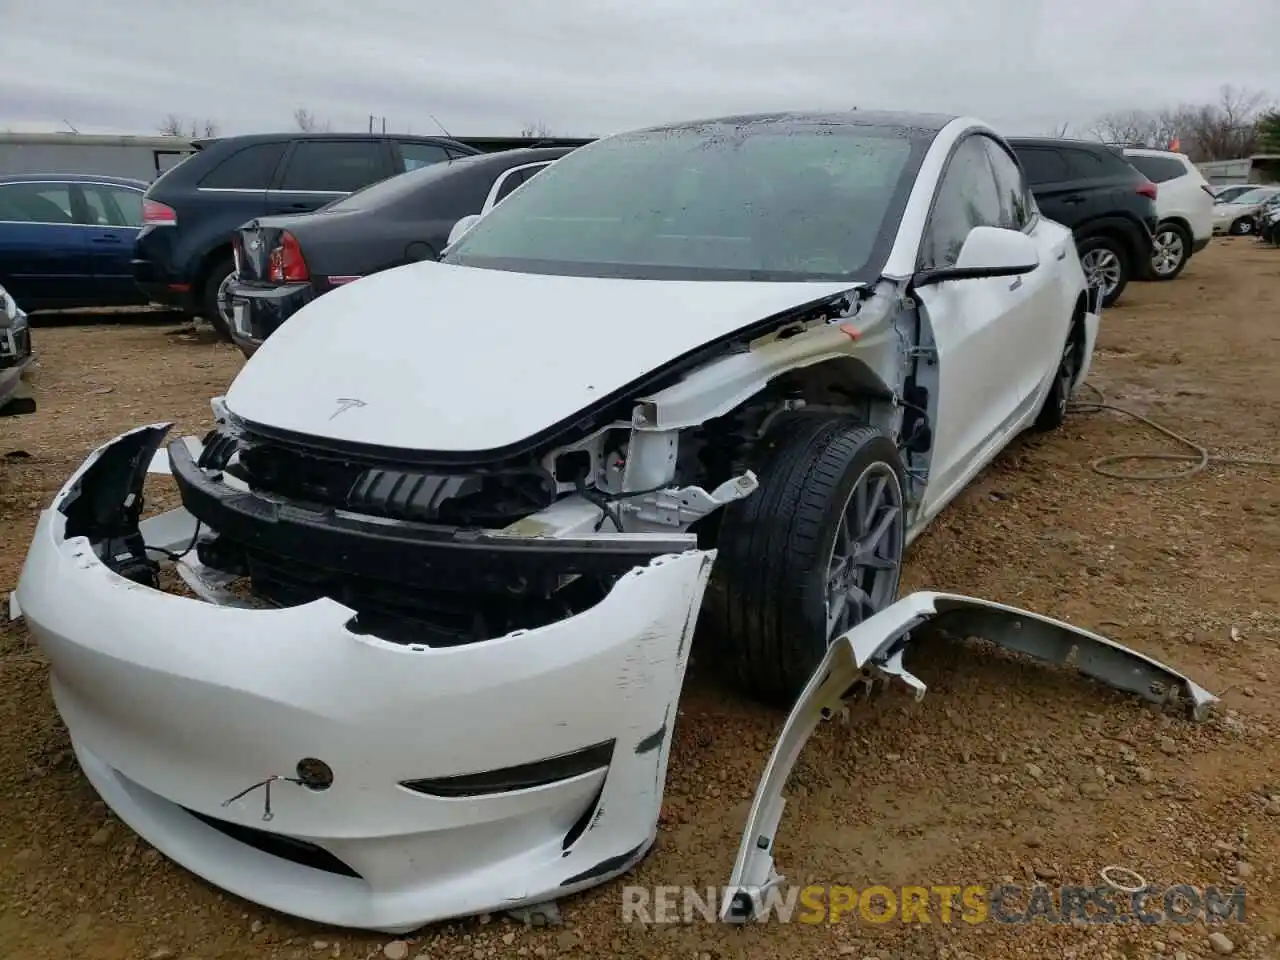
[91,235,123,244]
[1063,195,1086,204]
[1008,277,1023,291]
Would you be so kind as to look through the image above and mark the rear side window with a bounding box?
[80,185,145,227]
[398,142,452,171]
[279,141,386,193]
[1015,148,1069,185]
[0,182,75,223]
[1126,155,1187,183]
[1063,149,1107,179]
[200,142,287,189]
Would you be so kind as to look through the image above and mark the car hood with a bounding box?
[224,261,858,454]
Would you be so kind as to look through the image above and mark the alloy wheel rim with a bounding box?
[824,462,905,643]
[1080,249,1121,297]
[1151,231,1184,276]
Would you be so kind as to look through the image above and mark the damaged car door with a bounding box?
[912,134,1073,518]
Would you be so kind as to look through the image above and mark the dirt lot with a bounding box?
[1,240,1278,960]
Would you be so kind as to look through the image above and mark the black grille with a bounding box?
[184,807,362,878]
[212,426,556,525]
[241,541,611,645]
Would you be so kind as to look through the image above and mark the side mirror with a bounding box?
[446,214,482,248]
[913,226,1040,288]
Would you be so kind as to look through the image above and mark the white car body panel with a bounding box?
[226,262,855,452]
[721,590,1218,923]
[1124,148,1214,245]
[15,112,1116,934]
[916,215,1079,519]
[15,431,714,932]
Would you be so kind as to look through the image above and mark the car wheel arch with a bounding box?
[1074,218,1141,264]
[193,241,235,293]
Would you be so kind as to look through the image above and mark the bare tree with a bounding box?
[157,115,218,138]
[1084,86,1273,160]
[1085,109,1178,147]
[519,120,553,138]
[293,107,331,132]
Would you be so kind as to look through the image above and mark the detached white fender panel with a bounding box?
[722,591,1217,923]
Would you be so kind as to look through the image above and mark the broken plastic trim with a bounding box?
[720,591,1218,923]
[400,740,616,798]
[167,438,694,592]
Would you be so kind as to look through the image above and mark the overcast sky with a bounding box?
[2,0,1277,139]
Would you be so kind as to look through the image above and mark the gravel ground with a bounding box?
[1,239,1278,960]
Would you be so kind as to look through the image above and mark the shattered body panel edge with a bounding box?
[14,427,719,933]
[720,591,1217,923]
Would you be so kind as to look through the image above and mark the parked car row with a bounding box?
[1254,192,1280,245]
[132,133,489,338]
[1211,185,1280,236]
[15,109,1113,932]
[1,125,1267,355]
[226,145,572,354]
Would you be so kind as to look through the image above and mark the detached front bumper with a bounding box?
[15,426,714,933]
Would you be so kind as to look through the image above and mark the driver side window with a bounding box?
[920,136,1002,269]
[983,138,1034,231]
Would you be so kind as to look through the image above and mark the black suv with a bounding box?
[132,133,482,337]
[1007,138,1158,306]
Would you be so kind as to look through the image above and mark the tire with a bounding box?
[200,257,236,342]
[703,415,907,707]
[1229,217,1254,236]
[1033,319,1082,432]
[1148,222,1191,281]
[1077,235,1129,308]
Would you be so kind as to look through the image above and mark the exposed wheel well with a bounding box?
[1158,215,1193,238]
[1078,225,1139,268]
[1068,292,1088,369]
[678,356,911,549]
[194,244,234,303]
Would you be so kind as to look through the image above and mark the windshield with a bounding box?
[442,123,930,282]
[1226,188,1277,206]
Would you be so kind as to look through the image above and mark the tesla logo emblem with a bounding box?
[329,398,366,420]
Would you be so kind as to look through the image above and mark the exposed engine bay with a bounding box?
[129,278,937,647]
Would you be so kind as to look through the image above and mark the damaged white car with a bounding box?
[12,110,1163,932]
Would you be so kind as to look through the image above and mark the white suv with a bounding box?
[1124,148,1214,280]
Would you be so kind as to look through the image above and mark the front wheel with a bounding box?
[1078,236,1129,308]
[1229,217,1255,236]
[704,416,907,707]
[1148,222,1191,281]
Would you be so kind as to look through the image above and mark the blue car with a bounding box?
[0,173,149,311]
